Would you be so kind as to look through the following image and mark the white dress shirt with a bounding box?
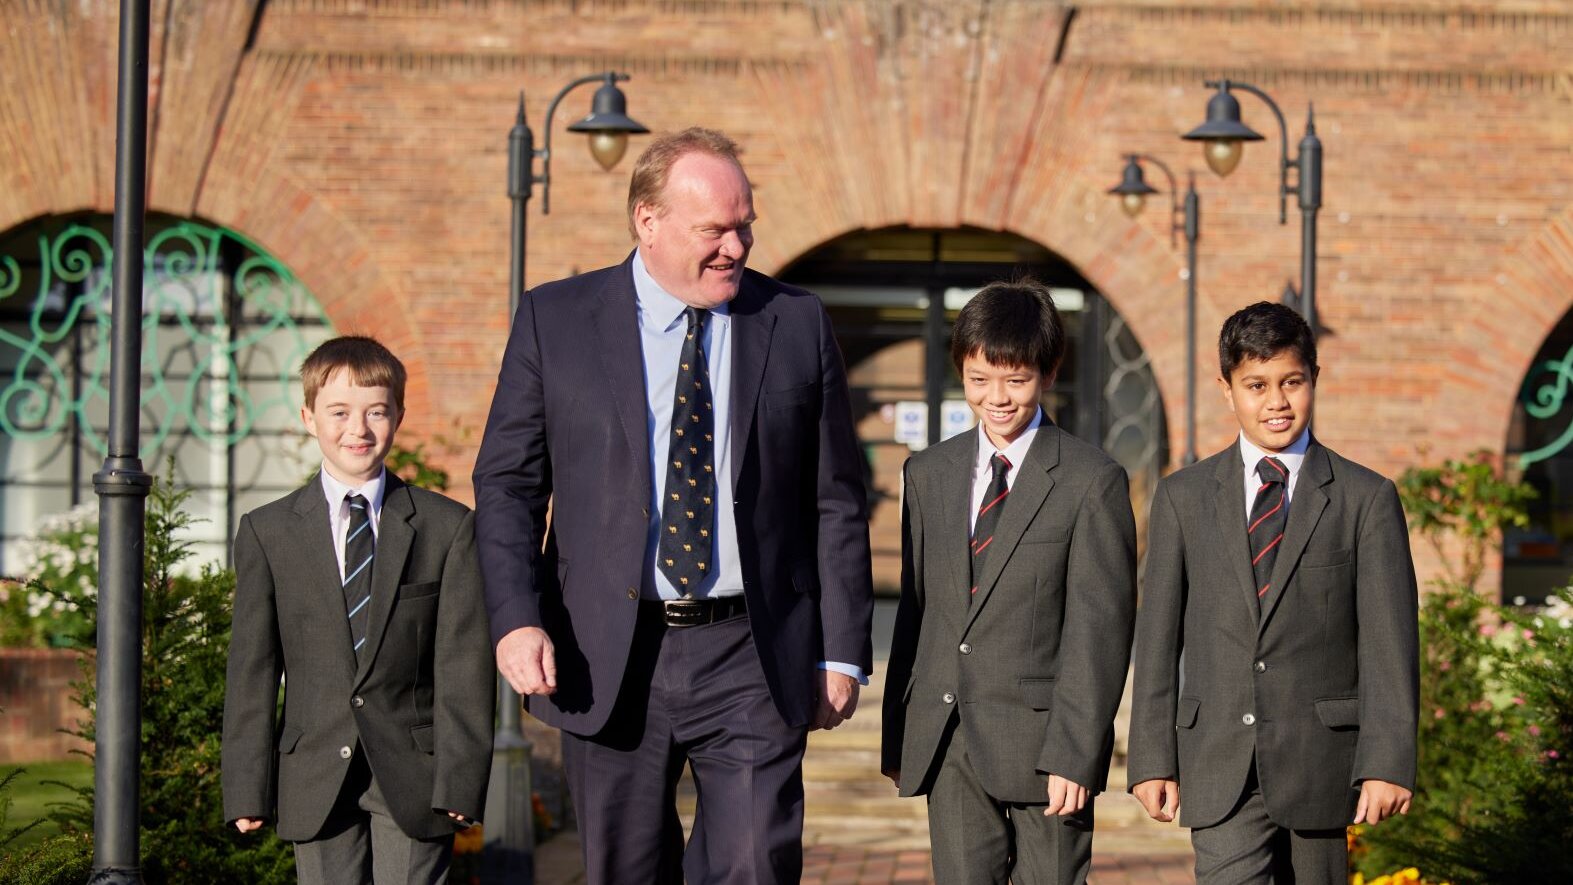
[969,408,1044,534]
[1238,431,1310,523]
[319,466,387,582]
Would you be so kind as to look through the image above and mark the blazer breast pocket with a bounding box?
[764,382,815,411]
[1300,549,1351,570]
[399,581,440,600]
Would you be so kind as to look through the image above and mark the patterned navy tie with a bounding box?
[343,492,375,654]
[657,307,715,595]
[1248,456,1289,609]
[970,453,1012,596]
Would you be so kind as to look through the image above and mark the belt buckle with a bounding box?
[662,597,707,627]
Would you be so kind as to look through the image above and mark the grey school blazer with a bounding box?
[1126,440,1419,831]
[222,473,496,842]
[881,420,1138,803]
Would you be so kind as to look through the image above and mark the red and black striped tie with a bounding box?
[970,453,1012,596]
[1249,456,1289,608]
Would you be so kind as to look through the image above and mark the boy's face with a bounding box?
[1218,350,1316,454]
[962,352,1050,450]
[301,368,402,485]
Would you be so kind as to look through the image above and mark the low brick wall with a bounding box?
[0,648,92,763]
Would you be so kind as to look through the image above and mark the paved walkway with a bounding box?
[529,666,1198,883]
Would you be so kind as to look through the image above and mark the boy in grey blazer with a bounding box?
[1128,302,1419,884]
[223,337,494,885]
[881,280,1138,884]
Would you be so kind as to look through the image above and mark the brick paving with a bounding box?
[800,845,1194,884]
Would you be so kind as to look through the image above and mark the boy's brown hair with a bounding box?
[300,336,407,411]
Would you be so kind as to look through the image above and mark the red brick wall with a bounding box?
[0,650,91,764]
[3,0,1572,592]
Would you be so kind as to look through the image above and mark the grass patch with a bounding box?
[3,760,91,848]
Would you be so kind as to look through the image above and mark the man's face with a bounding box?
[1219,350,1316,453]
[634,152,755,309]
[301,368,402,485]
[962,353,1049,450]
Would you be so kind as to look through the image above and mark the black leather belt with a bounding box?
[643,594,747,627]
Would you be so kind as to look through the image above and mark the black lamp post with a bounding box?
[1109,154,1201,467]
[91,2,154,882]
[1183,79,1322,340]
[507,72,649,314]
[490,71,646,884]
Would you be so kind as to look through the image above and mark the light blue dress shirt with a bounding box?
[631,252,866,685]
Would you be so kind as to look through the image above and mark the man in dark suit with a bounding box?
[473,127,874,883]
[1128,302,1419,884]
[224,337,495,885]
[880,281,1137,884]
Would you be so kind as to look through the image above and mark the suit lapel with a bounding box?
[1258,441,1332,636]
[355,475,415,687]
[590,253,652,496]
[290,476,358,682]
[963,426,1059,637]
[1211,445,1263,627]
[936,433,977,632]
[728,280,775,486]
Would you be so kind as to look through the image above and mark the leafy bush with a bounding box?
[0,504,98,648]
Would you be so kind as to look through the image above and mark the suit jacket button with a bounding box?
[339,745,353,759]
[1242,713,1257,726]
[627,588,638,600]
[1254,661,1267,674]
[942,692,956,704]
[351,695,364,708]
[958,643,972,655]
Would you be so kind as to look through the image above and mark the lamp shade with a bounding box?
[567,77,650,170]
[1182,86,1264,178]
[1108,157,1160,218]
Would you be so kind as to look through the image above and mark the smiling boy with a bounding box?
[223,336,494,885]
[881,279,1137,884]
[1127,302,1419,884]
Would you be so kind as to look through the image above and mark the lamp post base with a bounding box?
[480,730,535,884]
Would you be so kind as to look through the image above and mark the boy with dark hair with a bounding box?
[1128,301,1419,884]
[881,279,1137,884]
[223,336,494,885]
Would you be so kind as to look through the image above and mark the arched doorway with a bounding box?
[1506,306,1573,604]
[780,227,1167,593]
[0,214,334,571]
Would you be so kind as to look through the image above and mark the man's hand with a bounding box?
[234,817,265,834]
[882,769,900,790]
[496,626,556,696]
[1043,774,1089,817]
[1132,778,1181,823]
[812,670,859,730]
[1353,779,1412,825]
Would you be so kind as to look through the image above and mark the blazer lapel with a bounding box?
[936,433,978,632]
[1258,441,1332,636]
[355,475,415,687]
[590,253,652,496]
[1211,445,1262,626]
[290,477,357,682]
[728,281,775,486]
[963,426,1059,637]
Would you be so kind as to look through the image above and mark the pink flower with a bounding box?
[1480,623,1498,637]
[1513,696,1526,706]
[1524,629,1536,640]
[1550,750,1561,760]
[1496,731,1510,741]
[1530,724,1542,737]
[1439,660,1452,671]
[1434,708,1446,719]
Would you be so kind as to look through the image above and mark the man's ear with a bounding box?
[633,201,659,247]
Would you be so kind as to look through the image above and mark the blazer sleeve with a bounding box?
[1036,461,1138,791]
[880,459,923,775]
[221,513,285,825]
[810,299,875,672]
[1351,479,1420,791]
[430,511,498,820]
[472,292,554,646]
[1125,479,1187,788]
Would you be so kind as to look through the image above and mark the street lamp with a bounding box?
[1183,79,1323,340]
[507,72,648,314]
[491,71,646,884]
[1109,154,1201,466]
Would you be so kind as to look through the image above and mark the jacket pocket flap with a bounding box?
[1314,696,1361,729]
[764,382,815,409]
[1176,696,1201,728]
[399,580,440,599]
[410,723,435,754]
[1018,677,1056,711]
[1301,549,1351,569]
[277,724,304,754]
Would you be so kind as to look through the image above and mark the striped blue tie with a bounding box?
[343,492,374,654]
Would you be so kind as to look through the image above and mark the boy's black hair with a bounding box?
[949,278,1066,378]
[1218,301,1318,380]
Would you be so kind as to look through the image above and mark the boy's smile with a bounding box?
[1219,351,1316,453]
[962,353,1049,450]
[301,367,402,485]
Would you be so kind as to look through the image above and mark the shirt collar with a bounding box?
[319,465,387,517]
[1238,430,1310,479]
[632,250,729,332]
[975,407,1044,472]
